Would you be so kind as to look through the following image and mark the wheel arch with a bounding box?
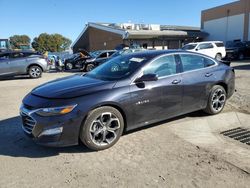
[79,102,128,139]
[214,82,228,96]
[27,64,44,73]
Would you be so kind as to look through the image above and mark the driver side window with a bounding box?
[143,55,177,77]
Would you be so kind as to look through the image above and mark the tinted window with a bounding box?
[215,42,224,47]
[226,41,245,48]
[99,52,108,58]
[143,55,176,77]
[182,44,197,50]
[205,58,216,67]
[198,43,214,50]
[108,51,115,57]
[180,54,205,72]
[0,53,9,61]
[10,52,25,58]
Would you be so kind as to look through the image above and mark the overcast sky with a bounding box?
[0,0,236,42]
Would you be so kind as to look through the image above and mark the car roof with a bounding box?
[94,50,116,53]
[186,41,224,45]
[117,49,218,61]
[118,49,182,58]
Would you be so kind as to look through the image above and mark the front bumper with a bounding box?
[20,105,83,147]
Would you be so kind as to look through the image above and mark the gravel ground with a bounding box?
[0,64,249,188]
[226,60,250,114]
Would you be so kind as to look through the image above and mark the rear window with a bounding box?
[215,42,224,47]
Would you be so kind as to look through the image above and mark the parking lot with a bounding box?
[0,61,249,187]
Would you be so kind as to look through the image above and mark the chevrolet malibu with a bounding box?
[20,50,235,150]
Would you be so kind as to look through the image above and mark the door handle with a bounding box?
[205,73,213,77]
[172,79,181,84]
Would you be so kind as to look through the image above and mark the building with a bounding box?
[201,0,250,43]
[72,22,207,52]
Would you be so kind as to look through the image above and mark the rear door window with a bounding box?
[180,54,205,72]
[198,43,214,50]
[215,42,224,47]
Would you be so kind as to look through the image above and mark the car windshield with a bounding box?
[182,44,197,50]
[85,55,150,81]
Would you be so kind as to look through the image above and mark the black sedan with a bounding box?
[225,41,250,60]
[20,50,235,150]
[84,50,116,71]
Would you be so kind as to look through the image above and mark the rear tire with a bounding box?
[80,106,124,151]
[203,85,227,115]
[215,53,222,61]
[28,65,42,78]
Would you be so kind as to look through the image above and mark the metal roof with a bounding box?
[72,22,207,48]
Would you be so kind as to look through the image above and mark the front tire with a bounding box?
[65,62,73,70]
[203,85,227,115]
[80,106,124,151]
[29,65,42,78]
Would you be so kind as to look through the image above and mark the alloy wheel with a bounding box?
[66,63,73,70]
[211,89,226,112]
[89,112,120,146]
[30,67,41,78]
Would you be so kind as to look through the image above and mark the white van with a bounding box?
[182,41,226,60]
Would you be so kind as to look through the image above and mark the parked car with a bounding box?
[84,50,116,71]
[0,51,49,78]
[20,50,235,150]
[225,41,250,60]
[64,50,91,70]
[110,48,146,58]
[182,41,226,60]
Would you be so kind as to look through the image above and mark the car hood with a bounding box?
[31,74,116,99]
[226,47,239,51]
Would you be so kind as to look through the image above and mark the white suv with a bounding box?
[182,41,226,60]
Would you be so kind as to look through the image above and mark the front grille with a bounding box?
[20,111,36,134]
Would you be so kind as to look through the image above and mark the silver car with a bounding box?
[0,51,49,78]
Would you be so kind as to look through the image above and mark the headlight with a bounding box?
[35,104,77,116]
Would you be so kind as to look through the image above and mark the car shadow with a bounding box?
[0,111,207,158]
[0,75,31,81]
[125,111,208,135]
[0,116,93,158]
[233,64,250,70]
[48,69,83,73]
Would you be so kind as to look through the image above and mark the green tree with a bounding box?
[9,35,31,49]
[32,33,72,52]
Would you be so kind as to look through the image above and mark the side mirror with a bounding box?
[195,48,199,51]
[135,74,158,83]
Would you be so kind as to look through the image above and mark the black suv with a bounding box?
[225,41,250,60]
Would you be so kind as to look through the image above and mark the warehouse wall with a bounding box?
[201,0,250,42]
[88,27,123,51]
[203,14,244,42]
